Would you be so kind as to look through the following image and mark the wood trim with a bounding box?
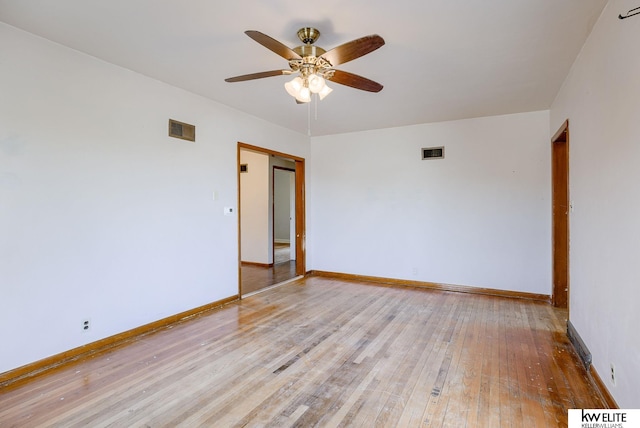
[294,160,305,276]
[238,142,305,162]
[237,145,242,297]
[309,271,551,302]
[241,261,273,268]
[552,119,570,309]
[0,295,239,388]
[551,119,569,144]
[589,366,619,409]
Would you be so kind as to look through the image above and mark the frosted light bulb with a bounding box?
[318,84,333,100]
[308,74,325,94]
[284,77,304,97]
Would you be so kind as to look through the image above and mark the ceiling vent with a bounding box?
[422,146,444,160]
[169,119,195,142]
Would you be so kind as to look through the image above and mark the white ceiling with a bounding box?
[0,0,608,136]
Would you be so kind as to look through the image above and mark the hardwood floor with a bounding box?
[273,243,291,265]
[241,260,297,295]
[0,277,605,427]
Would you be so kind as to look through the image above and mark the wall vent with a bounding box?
[168,119,195,142]
[422,146,444,160]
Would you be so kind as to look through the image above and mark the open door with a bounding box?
[294,159,305,276]
[552,120,569,309]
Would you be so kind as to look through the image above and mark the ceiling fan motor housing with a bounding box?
[293,28,327,59]
[297,27,321,45]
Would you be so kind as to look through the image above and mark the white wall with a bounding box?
[550,0,640,408]
[309,111,551,294]
[274,169,293,243]
[240,150,269,264]
[0,23,309,374]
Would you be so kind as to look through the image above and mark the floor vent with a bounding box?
[169,119,195,142]
[567,320,592,369]
[422,146,444,160]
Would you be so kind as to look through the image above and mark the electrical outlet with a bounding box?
[610,363,616,386]
[82,319,91,332]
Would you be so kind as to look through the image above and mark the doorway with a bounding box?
[273,166,296,265]
[238,143,305,296]
[552,120,569,309]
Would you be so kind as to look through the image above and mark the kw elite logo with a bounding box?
[568,409,640,428]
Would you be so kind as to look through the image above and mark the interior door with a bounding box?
[552,120,569,309]
[288,170,296,260]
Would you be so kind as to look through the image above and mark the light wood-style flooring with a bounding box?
[241,244,297,295]
[0,276,605,427]
[240,261,297,295]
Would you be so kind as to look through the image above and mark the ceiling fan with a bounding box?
[225,27,385,103]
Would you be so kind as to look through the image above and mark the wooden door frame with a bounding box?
[272,165,296,264]
[237,142,306,297]
[551,120,570,309]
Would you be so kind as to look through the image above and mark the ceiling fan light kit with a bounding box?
[225,27,385,104]
[284,72,332,103]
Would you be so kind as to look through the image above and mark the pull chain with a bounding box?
[307,100,311,136]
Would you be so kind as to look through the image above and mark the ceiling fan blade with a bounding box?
[245,30,302,61]
[321,35,385,66]
[225,70,292,82]
[328,70,383,92]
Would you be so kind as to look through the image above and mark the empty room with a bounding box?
[1,0,639,426]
